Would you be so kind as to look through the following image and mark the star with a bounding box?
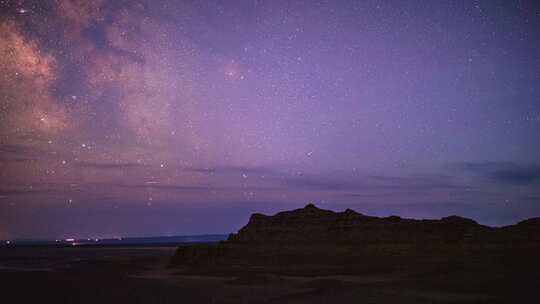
[0,0,538,241]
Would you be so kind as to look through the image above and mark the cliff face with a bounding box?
[170,204,540,275]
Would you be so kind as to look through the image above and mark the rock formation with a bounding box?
[170,204,540,275]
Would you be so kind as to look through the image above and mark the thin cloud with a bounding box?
[184,165,280,177]
[459,161,540,185]
[76,161,143,170]
[0,144,47,161]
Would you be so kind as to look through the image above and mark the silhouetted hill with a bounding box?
[170,204,540,275]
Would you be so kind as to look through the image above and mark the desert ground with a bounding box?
[1,245,538,303]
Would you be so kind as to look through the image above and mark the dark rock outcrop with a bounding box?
[170,204,540,275]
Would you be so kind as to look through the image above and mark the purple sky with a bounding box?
[1,0,539,239]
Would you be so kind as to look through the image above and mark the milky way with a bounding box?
[1,0,539,239]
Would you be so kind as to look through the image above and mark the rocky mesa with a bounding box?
[170,204,540,275]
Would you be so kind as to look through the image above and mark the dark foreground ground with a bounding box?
[0,245,538,304]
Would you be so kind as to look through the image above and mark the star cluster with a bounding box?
[0,0,539,239]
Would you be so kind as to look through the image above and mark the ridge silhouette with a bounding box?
[170,204,540,275]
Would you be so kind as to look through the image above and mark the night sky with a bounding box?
[1,0,539,239]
